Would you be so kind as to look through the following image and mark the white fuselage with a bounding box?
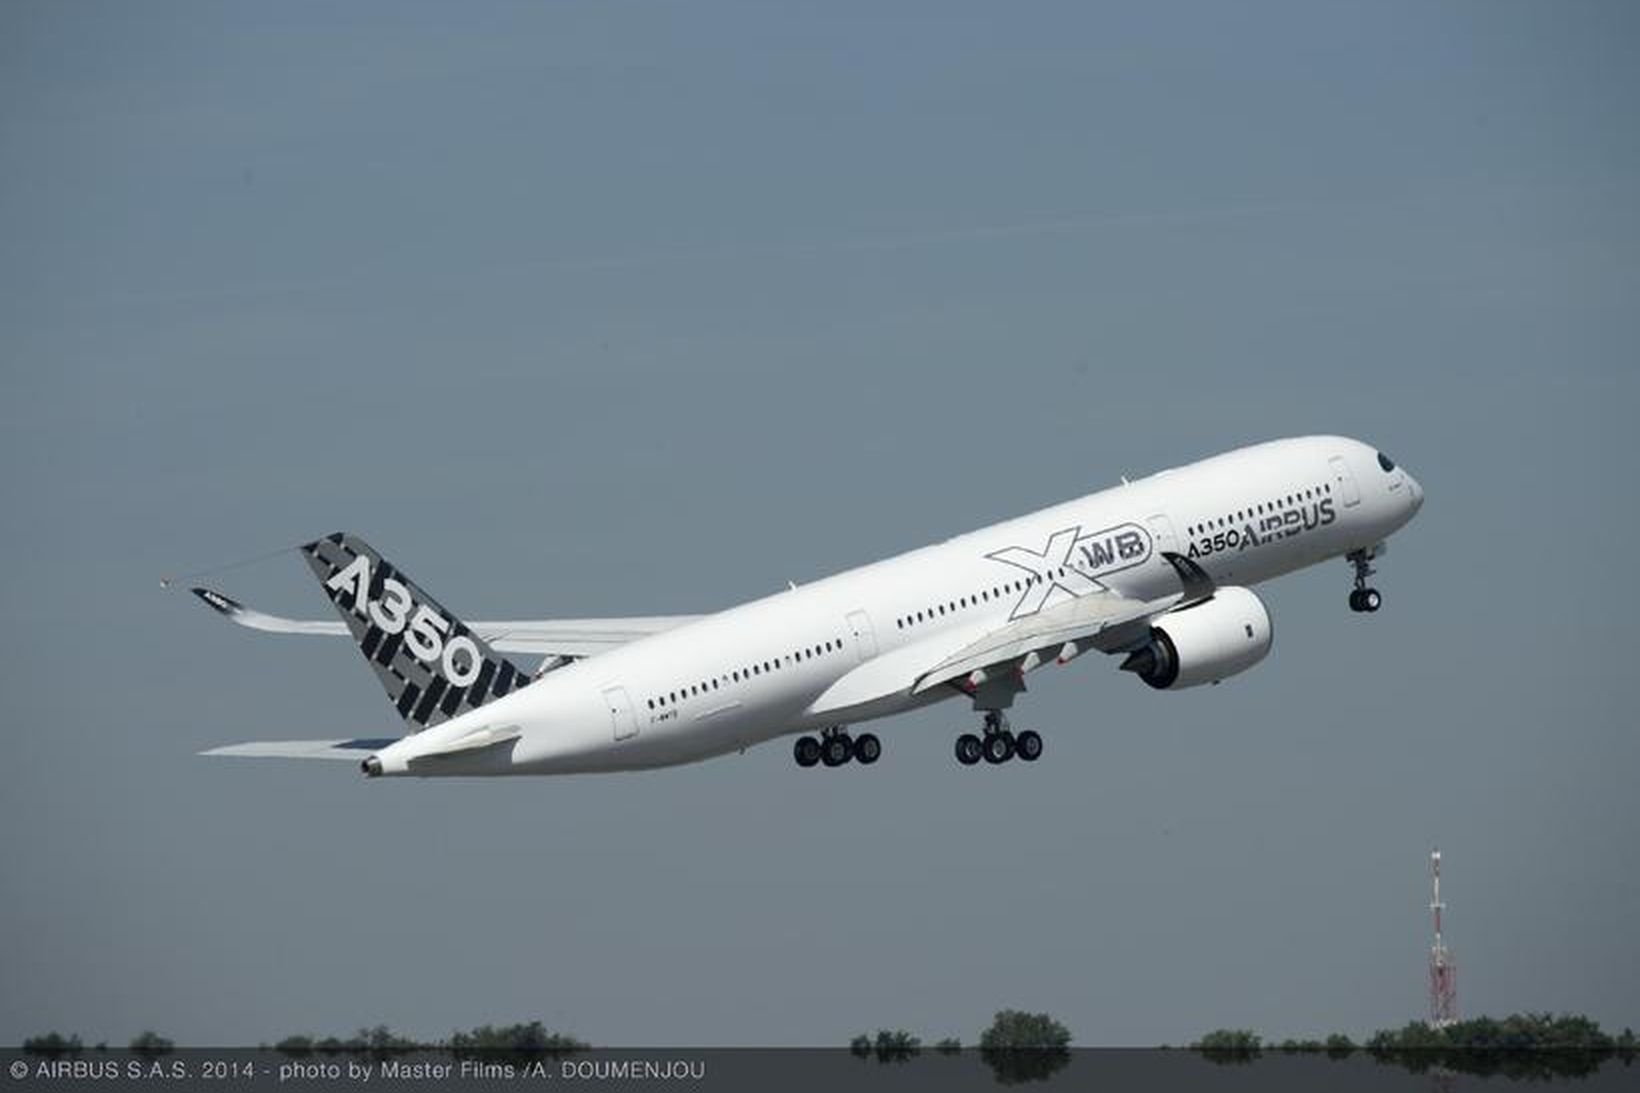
[371,436,1423,776]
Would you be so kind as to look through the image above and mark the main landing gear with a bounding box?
[955,711,1043,767]
[794,727,880,769]
[1347,548,1383,614]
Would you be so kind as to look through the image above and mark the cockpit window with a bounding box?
[1377,451,1396,472]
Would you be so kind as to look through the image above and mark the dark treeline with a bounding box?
[21,1032,174,1057]
[1191,1013,1638,1079]
[849,1011,1075,1083]
[22,1023,586,1062]
[21,1011,1637,1081]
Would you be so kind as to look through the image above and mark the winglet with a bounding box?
[191,586,347,635]
[193,586,243,618]
[1161,551,1215,604]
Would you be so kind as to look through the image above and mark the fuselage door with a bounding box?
[603,685,639,741]
[1329,455,1361,508]
[846,609,878,662]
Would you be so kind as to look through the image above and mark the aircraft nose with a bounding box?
[1405,472,1425,513]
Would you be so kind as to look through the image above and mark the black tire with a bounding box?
[1362,588,1382,613]
[822,734,852,767]
[1015,730,1043,762]
[1348,589,1364,612]
[794,736,820,768]
[853,733,881,765]
[955,734,983,766]
[983,732,1014,764]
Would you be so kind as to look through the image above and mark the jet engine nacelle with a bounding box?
[1120,586,1273,690]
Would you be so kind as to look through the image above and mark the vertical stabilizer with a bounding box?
[301,533,531,731]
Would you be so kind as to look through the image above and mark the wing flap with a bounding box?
[806,622,994,717]
[910,589,1154,695]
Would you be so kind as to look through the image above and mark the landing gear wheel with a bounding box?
[822,734,852,767]
[1015,730,1043,762]
[983,732,1015,765]
[794,736,821,768]
[1349,588,1382,613]
[955,734,983,766]
[852,733,881,765]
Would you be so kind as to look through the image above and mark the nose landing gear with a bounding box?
[1347,548,1382,613]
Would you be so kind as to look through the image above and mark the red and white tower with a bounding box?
[1428,848,1458,1028]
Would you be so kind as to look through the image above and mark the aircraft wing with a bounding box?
[910,551,1215,695]
[192,587,700,658]
[809,552,1214,717]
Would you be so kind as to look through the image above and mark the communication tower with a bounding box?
[1428,848,1458,1028]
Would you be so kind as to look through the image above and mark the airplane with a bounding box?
[192,435,1423,777]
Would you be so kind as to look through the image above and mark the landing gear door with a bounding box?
[603,685,638,741]
[1329,455,1361,508]
[846,610,878,662]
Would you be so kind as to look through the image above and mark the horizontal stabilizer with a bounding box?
[201,739,398,761]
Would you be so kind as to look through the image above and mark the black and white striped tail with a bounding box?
[301,532,530,732]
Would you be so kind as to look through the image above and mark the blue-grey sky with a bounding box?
[2,1,1636,1047]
